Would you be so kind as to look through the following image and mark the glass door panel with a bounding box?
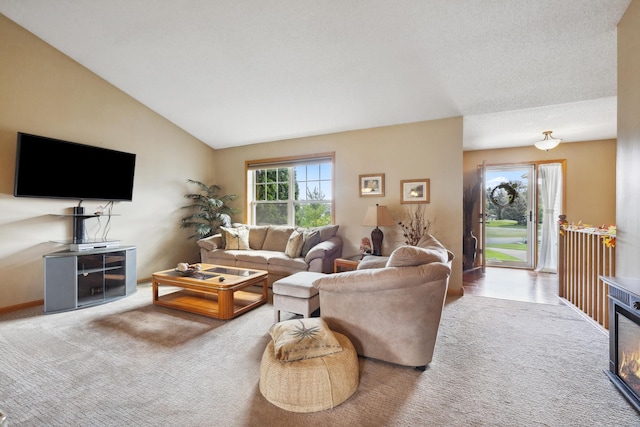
[484,165,536,269]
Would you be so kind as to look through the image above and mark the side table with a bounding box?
[334,256,362,273]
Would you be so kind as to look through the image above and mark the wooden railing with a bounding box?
[558,215,616,330]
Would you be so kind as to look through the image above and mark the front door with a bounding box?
[483,164,536,269]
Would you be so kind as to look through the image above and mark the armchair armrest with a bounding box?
[197,234,222,251]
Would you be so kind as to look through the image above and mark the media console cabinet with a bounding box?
[44,246,136,313]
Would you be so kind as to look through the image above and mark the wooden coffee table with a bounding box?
[152,264,268,319]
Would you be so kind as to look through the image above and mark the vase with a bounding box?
[463,230,478,270]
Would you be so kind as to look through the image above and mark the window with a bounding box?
[247,153,334,226]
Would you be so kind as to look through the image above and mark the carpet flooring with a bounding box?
[0,284,638,426]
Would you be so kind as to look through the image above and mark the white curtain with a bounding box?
[536,163,562,272]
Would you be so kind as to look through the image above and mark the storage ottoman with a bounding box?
[272,272,326,322]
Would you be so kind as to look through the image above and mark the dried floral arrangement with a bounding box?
[398,204,431,246]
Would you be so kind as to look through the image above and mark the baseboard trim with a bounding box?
[0,299,43,314]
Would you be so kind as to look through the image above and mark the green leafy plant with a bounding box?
[180,179,238,239]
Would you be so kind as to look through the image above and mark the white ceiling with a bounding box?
[0,1,631,151]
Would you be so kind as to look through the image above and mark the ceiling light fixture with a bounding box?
[534,131,562,151]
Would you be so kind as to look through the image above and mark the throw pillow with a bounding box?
[386,244,448,268]
[219,224,246,248]
[269,318,343,362]
[300,229,321,257]
[284,230,304,258]
[221,226,250,250]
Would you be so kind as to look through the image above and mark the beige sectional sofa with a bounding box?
[197,224,343,285]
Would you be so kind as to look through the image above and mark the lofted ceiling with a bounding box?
[0,1,631,151]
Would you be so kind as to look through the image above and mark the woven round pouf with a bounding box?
[259,332,359,412]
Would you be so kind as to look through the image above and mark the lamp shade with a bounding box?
[534,131,561,151]
[362,204,395,227]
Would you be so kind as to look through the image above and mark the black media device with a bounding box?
[14,132,136,202]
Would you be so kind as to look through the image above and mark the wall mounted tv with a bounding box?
[14,132,136,202]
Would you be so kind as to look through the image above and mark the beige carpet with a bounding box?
[0,284,638,426]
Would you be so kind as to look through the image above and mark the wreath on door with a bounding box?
[489,183,518,207]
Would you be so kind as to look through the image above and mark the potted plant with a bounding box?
[180,179,238,239]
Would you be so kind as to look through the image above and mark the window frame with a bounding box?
[245,152,335,226]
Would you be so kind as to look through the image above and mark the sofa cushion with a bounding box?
[300,229,322,257]
[262,226,295,252]
[204,249,238,265]
[273,272,326,298]
[269,318,343,362]
[285,230,304,258]
[386,243,448,268]
[234,250,271,265]
[248,226,269,250]
[221,227,250,250]
[268,253,309,271]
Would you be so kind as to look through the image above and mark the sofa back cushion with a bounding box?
[248,225,269,249]
[262,226,295,252]
[386,235,448,268]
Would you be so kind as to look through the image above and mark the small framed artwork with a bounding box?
[401,179,430,204]
[359,174,385,197]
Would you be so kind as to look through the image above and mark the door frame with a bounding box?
[478,160,567,271]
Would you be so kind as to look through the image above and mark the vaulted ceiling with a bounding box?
[0,1,631,150]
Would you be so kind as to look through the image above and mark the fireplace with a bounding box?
[602,276,640,412]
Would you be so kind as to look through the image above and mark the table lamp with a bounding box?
[362,204,395,256]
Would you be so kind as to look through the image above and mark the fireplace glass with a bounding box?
[614,305,640,409]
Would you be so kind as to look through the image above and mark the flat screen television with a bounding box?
[14,132,136,201]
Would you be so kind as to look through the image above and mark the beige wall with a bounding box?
[617,0,640,277]
[463,139,617,230]
[0,14,217,309]
[0,13,465,307]
[214,118,465,294]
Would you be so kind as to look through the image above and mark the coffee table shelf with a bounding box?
[155,288,264,318]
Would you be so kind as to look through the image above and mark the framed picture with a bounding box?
[401,179,430,204]
[359,174,385,197]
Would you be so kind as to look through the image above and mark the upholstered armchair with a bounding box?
[312,237,453,370]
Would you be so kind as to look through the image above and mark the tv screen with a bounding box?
[14,132,136,201]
